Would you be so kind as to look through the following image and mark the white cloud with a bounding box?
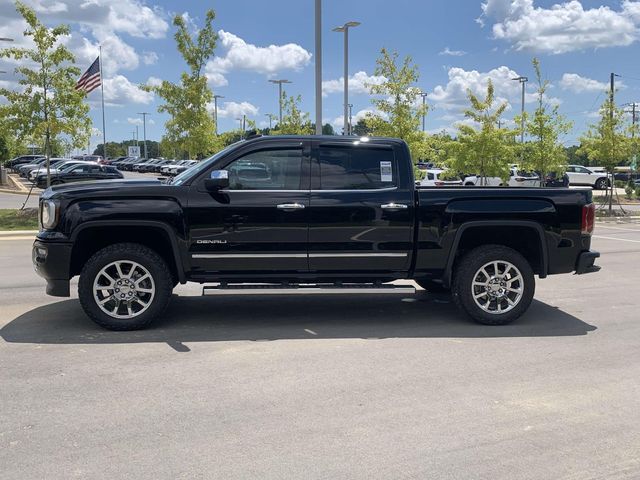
[102,75,154,106]
[67,31,139,76]
[127,117,154,125]
[558,73,625,95]
[559,73,614,93]
[479,0,640,54]
[439,47,467,56]
[205,30,311,87]
[146,76,163,88]
[3,0,169,39]
[211,101,259,119]
[429,66,525,112]
[142,51,158,65]
[322,71,386,97]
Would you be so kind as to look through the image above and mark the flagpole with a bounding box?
[99,45,106,160]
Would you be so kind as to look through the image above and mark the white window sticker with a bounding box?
[380,161,393,182]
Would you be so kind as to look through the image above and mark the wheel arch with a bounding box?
[70,221,186,284]
[443,220,548,287]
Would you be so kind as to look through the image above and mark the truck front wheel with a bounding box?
[452,245,535,325]
[78,243,173,330]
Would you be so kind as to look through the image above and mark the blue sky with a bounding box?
[2,0,640,153]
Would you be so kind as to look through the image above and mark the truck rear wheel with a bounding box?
[452,245,534,325]
[78,243,173,330]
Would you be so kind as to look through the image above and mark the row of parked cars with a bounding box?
[4,155,122,188]
[108,157,198,176]
[418,164,615,189]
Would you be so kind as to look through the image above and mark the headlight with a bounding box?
[40,200,58,229]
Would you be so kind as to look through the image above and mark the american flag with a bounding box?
[75,57,101,93]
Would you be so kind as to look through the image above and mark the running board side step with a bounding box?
[202,283,416,296]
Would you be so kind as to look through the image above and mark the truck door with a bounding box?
[308,141,414,275]
[186,140,311,275]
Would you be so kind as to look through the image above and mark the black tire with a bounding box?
[452,245,535,325]
[595,177,608,190]
[78,243,173,330]
[415,279,450,293]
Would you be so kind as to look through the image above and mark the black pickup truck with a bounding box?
[33,135,600,330]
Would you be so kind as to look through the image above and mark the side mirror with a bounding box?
[204,170,229,191]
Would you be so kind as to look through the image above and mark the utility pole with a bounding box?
[314,0,322,135]
[418,91,428,132]
[137,112,149,159]
[333,21,360,136]
[347,104,353,135]
[135,126,139,146]
[213,94,224,135]
[512,76,528,143]
[269,79,291,125]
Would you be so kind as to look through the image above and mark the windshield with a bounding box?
[171,141,244,186]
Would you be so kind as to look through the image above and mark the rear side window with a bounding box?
[319,146,396,190]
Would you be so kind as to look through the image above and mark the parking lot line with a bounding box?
[596,225,640,232]
[593,235,640,243]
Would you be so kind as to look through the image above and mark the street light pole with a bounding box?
[213,94,224,135]
[347,103,353,135]
[418,91,428,132]
[265,113,276,130]
[512,76,528,142]
[269,79,291,125]
[333,21,360,136]
[137,112,149,159]
[315,0,322,135]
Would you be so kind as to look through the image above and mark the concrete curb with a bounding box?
[7,173,31,194]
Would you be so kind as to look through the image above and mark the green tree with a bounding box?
[352,119,372,137]
[0,1,91,186]
[578,96,631,213]
[145,10,218,159]
[446,80,515,184]
[321,123,335,135]
[364,48,427,159]
[272,92,313,135]
[517,59,572,185]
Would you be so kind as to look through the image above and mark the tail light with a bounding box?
[581,203,595,235]
[515,177,525,182]
[434,181,444,186]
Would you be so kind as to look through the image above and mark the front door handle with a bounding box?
[277,203,305,211]
[381,203,408,210]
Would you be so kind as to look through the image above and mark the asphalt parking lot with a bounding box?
[1,224,639,479]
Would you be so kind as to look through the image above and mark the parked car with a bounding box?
[33,135,599,331]
[566,165,610,189]
[5,155,45,170]
[17,157,51,177]
[464,167,539,187]
[19,157,70,177]
[160,160,187,175]
[72,155,103,163]
[131,159,161,172]
[112,157,139,170]
[35,163,122,188]
[420,169,463,187]
[169,160,198,176]
[28,159,76,181]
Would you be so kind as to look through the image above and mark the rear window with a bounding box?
[318,146,396,190]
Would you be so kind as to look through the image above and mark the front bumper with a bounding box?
[32,240,73,297]
[575,250,601,275]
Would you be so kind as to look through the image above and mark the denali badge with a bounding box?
[196,239,228,244]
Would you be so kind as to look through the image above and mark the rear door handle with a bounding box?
[277,203,305,211]
[381,203,408,210]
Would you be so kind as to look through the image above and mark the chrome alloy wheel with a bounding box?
[92,260,155,319]
[471,260,523,315]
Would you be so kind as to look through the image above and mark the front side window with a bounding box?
[226,148,303,190]
[319,146,396,190]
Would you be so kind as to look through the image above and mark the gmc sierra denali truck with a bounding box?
[33,135,600,330]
